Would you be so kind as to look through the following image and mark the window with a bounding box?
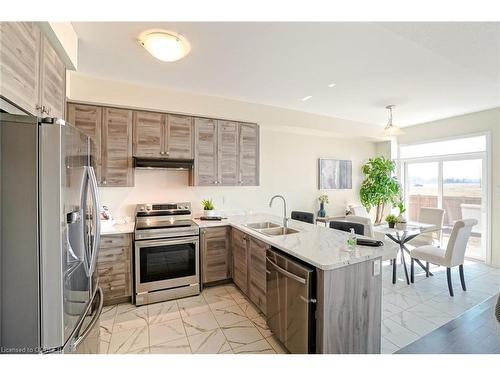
[400,135,489,261]
[400,136,486,159]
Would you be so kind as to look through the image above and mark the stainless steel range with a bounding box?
[134,202,200,306]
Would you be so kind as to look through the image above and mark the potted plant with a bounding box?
[318,194,329,218]
[396,197,407,224]
[201,199,215,217]
[385,214,398,229]
[359,156,401,224]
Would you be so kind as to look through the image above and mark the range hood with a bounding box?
[133,157,194,170]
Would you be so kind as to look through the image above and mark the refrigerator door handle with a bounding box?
[70,287,103,352]
[86,166,101,277]
[79,167,92,277]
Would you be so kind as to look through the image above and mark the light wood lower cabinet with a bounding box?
[230,228,269,314]
[98,234,133,306]
[231,228,249,294]
[201,226,231,284]
[247,236,269,314]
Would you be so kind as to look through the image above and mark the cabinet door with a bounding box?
[40,35,65,119]
[238,123,259,186]
[133,111,164,158]
[248,237,269,314]
[194,118,218,186]
[0,22,41,115]
[166,114,193,159]
[201,227,230,284]
[102,108,134,187]
[218,120,239,186]
[232,229,248,294]
[98,234,132,305]
[67,103,102,182]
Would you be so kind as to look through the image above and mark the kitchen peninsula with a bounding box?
[101,213,397,354]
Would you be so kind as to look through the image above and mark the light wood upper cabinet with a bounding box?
[247,236,269,314]
[201,227,231,284]
[238,123,259,186]
[193,119,259,186]
[67,103,103,182]
[0,22,41,115]
[194,117,218,186]
[40,35,66,119]
[102,108,134,187]
[218,120,239,186]
[166,114,194,159]
[133,111,164,158]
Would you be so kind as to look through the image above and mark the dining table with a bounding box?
[373,222,440,285]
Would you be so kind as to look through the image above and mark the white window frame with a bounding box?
[398,131,492,264]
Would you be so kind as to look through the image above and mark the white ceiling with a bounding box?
[72,22,500,127]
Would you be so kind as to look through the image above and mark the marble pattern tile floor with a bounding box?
[100,283,288,354]
[99,260,499,354]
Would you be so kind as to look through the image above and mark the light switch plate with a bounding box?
[373,259,381,276]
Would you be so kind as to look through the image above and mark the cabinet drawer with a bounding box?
[100,234,130,249]
[97,260,131,277]
[98,244,131,263]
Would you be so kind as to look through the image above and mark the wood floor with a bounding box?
[396,294,500,354]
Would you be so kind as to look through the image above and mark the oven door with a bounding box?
[135,236,199,293]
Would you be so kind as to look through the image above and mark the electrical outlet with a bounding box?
[373,259,381,276]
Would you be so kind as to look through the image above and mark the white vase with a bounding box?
[204,209,215,217]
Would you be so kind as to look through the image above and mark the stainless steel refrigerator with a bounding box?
[0,113,103,354]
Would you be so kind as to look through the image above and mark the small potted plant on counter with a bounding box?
[202,198,215,217]
[385,214,398,229]
[318,194,329,218]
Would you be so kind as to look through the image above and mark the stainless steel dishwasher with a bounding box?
[266,248,315,354]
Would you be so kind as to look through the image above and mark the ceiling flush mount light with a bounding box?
[384,105,403,135]
[328,83,336,88]
[301,95,312,102]
[138,30,190,62]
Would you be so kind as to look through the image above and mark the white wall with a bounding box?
[397,107,500,267]
[68,73,377,220]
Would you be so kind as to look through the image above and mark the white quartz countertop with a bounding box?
[99,213,397,270]
[194,213,398,271]
[101,221,135,235]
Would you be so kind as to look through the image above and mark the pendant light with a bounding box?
[384,105,402,135]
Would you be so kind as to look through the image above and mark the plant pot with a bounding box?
[388,222,395,229]
[204,209,216,217]
[318,202,327,218]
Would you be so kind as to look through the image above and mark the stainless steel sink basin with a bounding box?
[260,227,300,236]
[246,222,281,230]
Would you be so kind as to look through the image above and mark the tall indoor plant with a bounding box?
[359,156,401,224]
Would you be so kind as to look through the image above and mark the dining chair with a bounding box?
[291,211,314,224]
[348,205,369,218]
[407,207,445,248]
[344,215,375,238]
[410,218,477,296]
[329,221,365,236]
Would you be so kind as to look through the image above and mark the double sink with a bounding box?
[245,221,300,236]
